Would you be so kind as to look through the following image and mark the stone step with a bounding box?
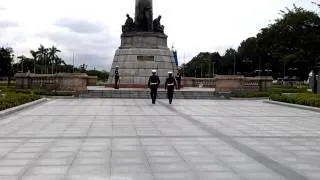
[80,90,230,99]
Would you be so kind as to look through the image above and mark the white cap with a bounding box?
[168,71,173,74]
[152,70,157,73]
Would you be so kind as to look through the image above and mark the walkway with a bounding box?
[0,99,319,180]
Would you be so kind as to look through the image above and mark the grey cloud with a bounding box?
[36,29,118,70]
[55,18,104,34]
[0,20,19,29]
[69,53,114,70]
[0,7,6,11]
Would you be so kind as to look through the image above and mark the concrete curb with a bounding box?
[0,98,48,118]
[41,96,75,99]
[264,100,320,113]
[231,97,269,100]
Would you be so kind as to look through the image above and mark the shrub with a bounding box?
[0,93,40,111]
[270,93,320,108]
[231,92,272,98]
[231,86,308,98]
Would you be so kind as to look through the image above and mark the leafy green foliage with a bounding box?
[231,85,308,98]
[5,44,109,82]
[0,47,14,77]
[184,5,320,80]
[0,88,40,111]
[270,93,320,108]
[87,70,109,81]
[183,52,218,77]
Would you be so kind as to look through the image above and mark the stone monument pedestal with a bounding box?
[107,32,178,88]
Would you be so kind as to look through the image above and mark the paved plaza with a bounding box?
[0,99,320,180]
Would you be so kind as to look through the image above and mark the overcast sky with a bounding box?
[0,0,318,70]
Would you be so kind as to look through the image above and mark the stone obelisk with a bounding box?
[135,0,153,32]
[107,0,178,88]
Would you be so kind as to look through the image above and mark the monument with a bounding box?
[107,0,178,88]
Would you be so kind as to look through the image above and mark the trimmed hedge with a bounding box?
[270,93,320,108]
[0,93,40,111]
[231,87,308,98]
[0,87,75,111]
[231,91,272,98]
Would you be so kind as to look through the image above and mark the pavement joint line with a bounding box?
[0,137,30,162]
[109,113,113,178]
[17,111,79,179]
[64,115,97,179]
[158,100,311,180]
[198,139,248,179]
[9,114,320,118]
[133,117,155,178]
[17,139,57,180]
[0,136,320,139]
[167,136,201,179]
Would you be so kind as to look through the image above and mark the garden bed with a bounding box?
[0,91,40,111]
[270,93,320,108]
[0,86,75,111]
[231,86,308,98]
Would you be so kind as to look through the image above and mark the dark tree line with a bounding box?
[182,5,320,80]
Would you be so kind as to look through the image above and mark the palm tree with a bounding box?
[17,55,29,72]
[30,50,38,73]
[37,45,49,74]
[48,46,61,73]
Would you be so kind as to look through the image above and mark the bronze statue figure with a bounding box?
[153,15,164,33]
[122,14,135,33]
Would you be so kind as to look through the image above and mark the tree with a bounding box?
[184,52,214,77]
[48,46,61,73]
[254,5,320,79]
[0,47,14,85]
[36,45,49,74]
[17,55,35,73]
[220,48,237,75]
[87,70,109,81]
[312,1,320,8]
[30,50,38,73]
[211,52,221,76]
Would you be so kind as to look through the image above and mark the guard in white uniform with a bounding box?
[165,71,177,104]
[148,70,160,104]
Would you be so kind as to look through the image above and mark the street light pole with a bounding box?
[233,53,236,75]
[213,62,215,77]
[313,62,320,94]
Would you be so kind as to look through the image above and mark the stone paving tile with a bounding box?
[0,166,26,176]
[0,99,319,179]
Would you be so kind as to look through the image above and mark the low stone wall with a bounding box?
[182,78,215,88]
[87,76,98,86]
[181,76,273,92]
[15,73,88,92]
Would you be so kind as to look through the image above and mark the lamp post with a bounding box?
[233,53,236,75]
[212,61,215,78]
[312,62,320,94]
[243,58,253,76]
